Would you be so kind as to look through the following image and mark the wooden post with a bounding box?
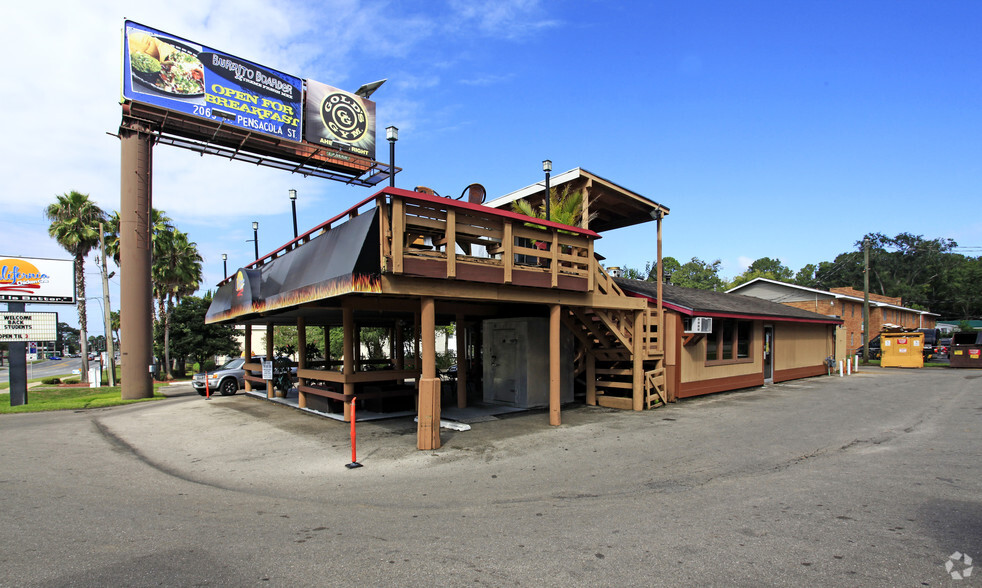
[632,310,643,411]
[392,197,405,274]
[343,305,355,422]
[656,210,664,355]
[586,351,596,405]
[418,297,441,450]
[266,323,274,399]
[503,222,513,284]
[456,313,467,409]
[243,325,253,392]
[446,208,457,279]
[297,316,307,409]
[549,304,561,426]
[394,320,405,370]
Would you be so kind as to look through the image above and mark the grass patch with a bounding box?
[0,385,166,414]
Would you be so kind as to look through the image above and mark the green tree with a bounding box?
[511,185,594,228]
[729,257,794,288]
[664,256,725,290]
[56,322,80,355]
[166,294,240,370]
[45,191,106,382]
[154,230,203,379]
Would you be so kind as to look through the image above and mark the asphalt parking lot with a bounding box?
[1,366,980,586]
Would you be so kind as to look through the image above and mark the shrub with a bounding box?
[62,378,80,385]
[41,377,61,385]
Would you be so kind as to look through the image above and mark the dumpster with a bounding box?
[880,332,924,368]
[949,332,982,368]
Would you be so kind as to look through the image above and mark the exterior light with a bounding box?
[288,189,298,239]
[542,160,552,222]
[221,253,228,279]
[386,126,399,187]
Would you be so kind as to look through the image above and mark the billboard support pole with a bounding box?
[119,115,155,400]
[7,302,27,406]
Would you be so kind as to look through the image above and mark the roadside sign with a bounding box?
[262,360,273,380]
[0,312,58,341]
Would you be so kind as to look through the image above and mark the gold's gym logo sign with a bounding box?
[320,92,367,142]
[0,259,50,294]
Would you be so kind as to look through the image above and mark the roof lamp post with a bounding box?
[542,159,552,222]
[250,221,259,261]
[289,188,298,239]
[221,253,228,279]
[386,126,398,187]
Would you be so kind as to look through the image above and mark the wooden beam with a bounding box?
[297,316,307,409]
[342,305,355,422]
[446,208,456,279]
[456,313,467,409]
[550,303,561,426]
[632,310,643,411]
[417,297,441,450]
[266,323,274,399]
[243,325,252,392]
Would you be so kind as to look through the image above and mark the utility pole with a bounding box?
[862,237,870,364]
[99,222,116,386]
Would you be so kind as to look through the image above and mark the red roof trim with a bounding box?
[626,291,843,325]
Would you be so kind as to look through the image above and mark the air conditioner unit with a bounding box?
[685,317,713,334]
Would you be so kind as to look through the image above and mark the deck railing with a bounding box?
[381,188,599,291]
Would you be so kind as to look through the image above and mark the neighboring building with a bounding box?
[727,279,937,353]
[617,279,842,400]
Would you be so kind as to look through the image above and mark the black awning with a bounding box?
[206,208,380,324]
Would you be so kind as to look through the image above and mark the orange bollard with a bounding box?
[346,396,362,469]
[205,372,211,400]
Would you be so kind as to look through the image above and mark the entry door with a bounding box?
[489,327,519,403]
[763,325,774,383]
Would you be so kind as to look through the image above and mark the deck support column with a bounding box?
[297,316,307,409]
[266,323,274,399]
[394,320,405,370]
[456,314,467,409]
[343,305,355,422]
[417,296,441,450]
[586,351,596,405]
[632,309,644,411]
[243,325,252,392]
[549,303,561,426]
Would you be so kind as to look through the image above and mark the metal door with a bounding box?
[489,327,519,403]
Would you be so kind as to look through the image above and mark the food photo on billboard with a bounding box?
[121,20,303,143]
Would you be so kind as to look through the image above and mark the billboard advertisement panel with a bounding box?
[0,256,75,304]
[122,20,303,142]
[304,79,377,159]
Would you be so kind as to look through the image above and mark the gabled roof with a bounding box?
[615,278,842,324]
[485,167,669,233]
[727,277,938,317]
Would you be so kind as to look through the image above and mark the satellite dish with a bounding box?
[354,79,387,99]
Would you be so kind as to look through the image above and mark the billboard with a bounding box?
[0,257,75,304]
[304,79,377,159]
[122,20,303,142]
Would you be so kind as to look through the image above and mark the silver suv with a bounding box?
[192,357,258,396]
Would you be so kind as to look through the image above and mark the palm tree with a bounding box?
[153,229,202,378]
[511,184,591,228]
[45,191,106,383]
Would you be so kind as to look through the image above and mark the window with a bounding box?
[706,319,753,364]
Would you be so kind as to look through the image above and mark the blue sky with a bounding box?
[2,0,979,328]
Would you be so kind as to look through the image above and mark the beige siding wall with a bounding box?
[774,323,832,370]
[679,322,763,383]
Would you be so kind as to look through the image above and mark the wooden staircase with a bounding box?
[563,265,669,410]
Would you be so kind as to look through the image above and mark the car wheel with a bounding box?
[219,378,238,396]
